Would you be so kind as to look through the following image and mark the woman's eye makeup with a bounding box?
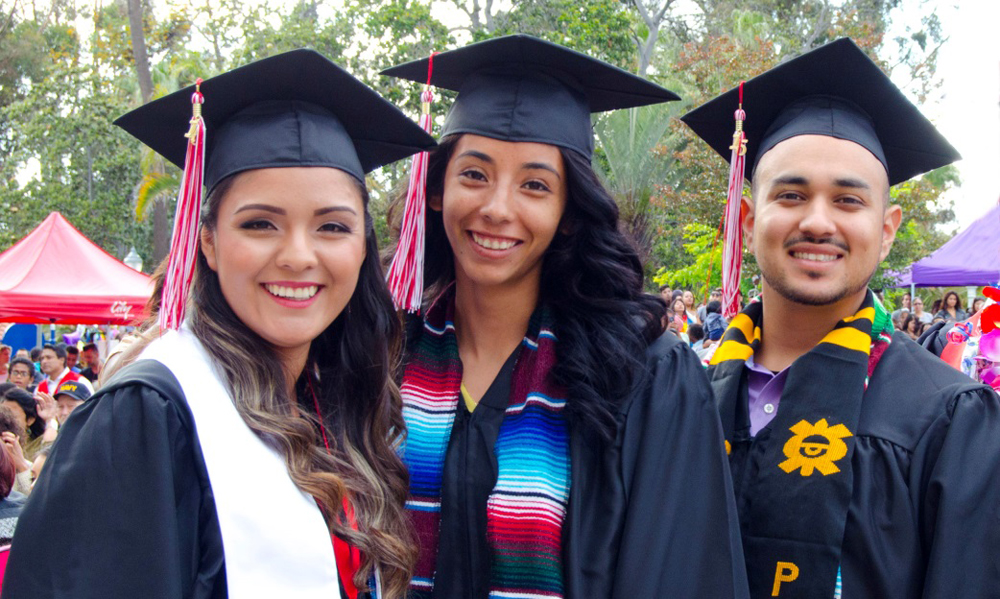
[319,222,352,233]
[458,168,487,181]
[523,179,552,193]
[238,219,276,231]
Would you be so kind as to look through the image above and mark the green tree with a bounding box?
[646,0,954,291]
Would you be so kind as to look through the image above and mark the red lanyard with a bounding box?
[307,377,364,599]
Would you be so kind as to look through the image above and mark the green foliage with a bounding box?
[0,5,153,262]
[485,0,637,70]
[652,222,755,299]
[0,0,960,289]
[593,104,678,272]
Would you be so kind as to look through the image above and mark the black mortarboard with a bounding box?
[681,38,960,185]
[382,34,679,158]
[115,48,437,191]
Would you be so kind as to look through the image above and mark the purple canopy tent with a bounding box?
[893,204,1000,287]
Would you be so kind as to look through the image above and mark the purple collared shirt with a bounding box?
[745,357,790,436]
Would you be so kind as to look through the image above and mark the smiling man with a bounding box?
[683,39,1000,598]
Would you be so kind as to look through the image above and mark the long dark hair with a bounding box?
[942,291,963,312]
[2,387,44,440]
[396,135,664,439]
[113,173,414,597]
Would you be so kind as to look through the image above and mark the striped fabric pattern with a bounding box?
[487,326,570,599]
[710,291,893,598]
[401,315,461,597]
[401,293,570,599]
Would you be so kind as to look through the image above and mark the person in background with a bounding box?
[682,289,700,325]
[28,444,49,488]
[35,344,91,396]
[697,301,727,363]
[64,346,81,374]
[971,296,985,315]
[0,387,50,464]
[934,290,967,323]
[5,360,33,394]
[670,297,689,334]
[911,296,932,324]
[685,37,1000,597]
[659,284,672,304]
[79,343,101,384]
[0,432,26,545]
[699,288,723,323]
[901,314,921,340]
[0,346,10,384]
[0,385,50,497]
[0,405,30,496]
[890,292,910,323]
[664,308,680,338]
[53,380,91,425]
[688,323,705,350]
[27,349,43,388]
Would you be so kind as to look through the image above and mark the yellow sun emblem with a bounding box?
[778,419,853,476]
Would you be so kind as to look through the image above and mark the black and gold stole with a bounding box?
[707,290,892,598]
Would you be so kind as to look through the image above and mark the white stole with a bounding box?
[139,327,340,598]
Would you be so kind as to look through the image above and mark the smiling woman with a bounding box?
[384,35,748,599]
[3,50,435,599]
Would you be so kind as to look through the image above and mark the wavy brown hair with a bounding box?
[110,173,415,596]
[388,135,664,441]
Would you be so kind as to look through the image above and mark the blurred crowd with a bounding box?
[0,341,104,544]
[890,291,981,341]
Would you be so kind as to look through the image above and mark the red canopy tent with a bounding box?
[0,212,153,324]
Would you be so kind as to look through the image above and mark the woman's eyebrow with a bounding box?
[522,162,561,179]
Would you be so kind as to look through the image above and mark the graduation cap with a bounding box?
[680,38,960,319]
[114,49,436,330]
[116,48,437,191]
[382,34,680,158]
[681,37,960,186]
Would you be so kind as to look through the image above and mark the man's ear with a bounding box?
[200,228,218,272]
[880,203,903,261]
[740,195,755,250]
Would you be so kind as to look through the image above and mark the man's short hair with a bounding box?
[8,357,35,377]
[29,348,41,361]
[688,324,705,343]
[82,343,98,353]
[42,343,67,360]
[65,345,79,356]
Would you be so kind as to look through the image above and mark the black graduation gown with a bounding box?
[715,332,1000,598]
[426,331,749,599]
[1,361,352,599]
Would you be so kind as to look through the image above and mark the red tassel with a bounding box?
[386,53,437,313]
[722,81,747,319]
[159,79,206,331]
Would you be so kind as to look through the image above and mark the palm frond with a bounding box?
[135,171,180,221]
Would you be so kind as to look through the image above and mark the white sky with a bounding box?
[925,1,1000,229]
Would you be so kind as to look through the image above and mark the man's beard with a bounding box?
[760,266,874,306]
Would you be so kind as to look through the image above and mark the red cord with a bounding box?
[306,376,331,454]
[427,51,438,85]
